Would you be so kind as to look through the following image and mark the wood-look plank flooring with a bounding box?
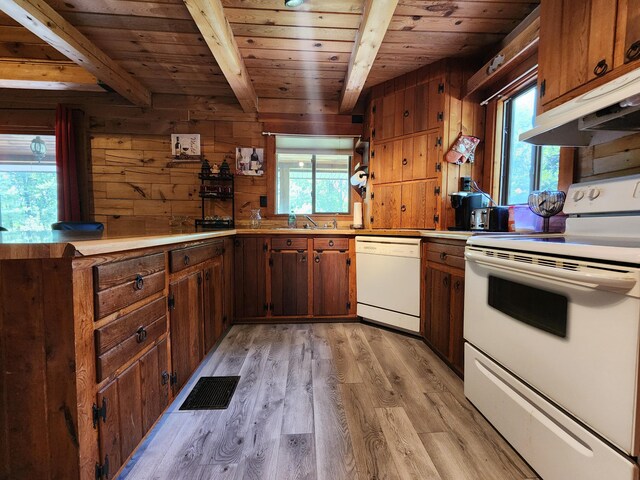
[119,323,539,480]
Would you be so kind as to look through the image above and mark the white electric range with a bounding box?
[464,174,640,480]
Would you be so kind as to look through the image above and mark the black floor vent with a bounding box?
[179,376,240,410]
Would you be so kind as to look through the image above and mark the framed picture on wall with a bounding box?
[171,134,201,157]
[236,147,264,175]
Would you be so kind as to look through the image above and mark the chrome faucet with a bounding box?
[304,215,318,228]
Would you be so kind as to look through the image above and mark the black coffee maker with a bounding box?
[449,177,489,231]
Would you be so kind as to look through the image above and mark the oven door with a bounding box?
[464,246,640,456]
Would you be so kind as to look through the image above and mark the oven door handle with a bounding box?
[465,251,637,291]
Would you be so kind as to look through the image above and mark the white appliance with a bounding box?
[356,236,421,333]
[464,174,640,480]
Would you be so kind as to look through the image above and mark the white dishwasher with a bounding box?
[355,236,422,333]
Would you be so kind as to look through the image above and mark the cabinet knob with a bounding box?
[328,240,334,247]
[443,276,449,287]
[161,371,169,386]
[184,254,190,265]
[593,59,609,77]
[627,41,640,61]
[401,205,407,212]
[134,274,144,290]
[136,326,147,343]
[315,256,320,263]
[440,252,447,261]
[403,110,410,118]
[402,158,408,166]
[286,239,292,246]
[301,255,307,263]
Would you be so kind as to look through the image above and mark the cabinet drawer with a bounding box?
[313,237,349,251]
[169,240,224,273]
[95,270,165,319]
[426,241,465,269]
[271,237,308,250]
[96,312,167,381]
[96,297,166,354]
[94,253,165,292]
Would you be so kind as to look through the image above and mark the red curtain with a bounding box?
[55,104,81,221]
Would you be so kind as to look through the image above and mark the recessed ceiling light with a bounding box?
[284,0,304,7]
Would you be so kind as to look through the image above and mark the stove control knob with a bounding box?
[588,188,601,200]
[572,190,585,201]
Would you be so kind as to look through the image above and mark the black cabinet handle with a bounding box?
[402,158,408,166]
[314,256,320,263]
[286,239,292,246]
[593,59,609,77]
[161,371,169,386]
[184,254,190,265]
[134,274,144,290]
[403,110,410,118]
[440,252,447,261]
[627,41,640,61]
[328,240,334,247]
[401,205,407,212]
[136,326,147,343]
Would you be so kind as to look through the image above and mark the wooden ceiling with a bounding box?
[0,0,539,113]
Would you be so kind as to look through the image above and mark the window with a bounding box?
[0,134,57,231]
[501,85,560,205]
[275,135,352,215]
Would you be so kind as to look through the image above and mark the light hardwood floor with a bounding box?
[119,323,539,480]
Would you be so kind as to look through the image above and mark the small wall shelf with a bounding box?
[196,172,235,230]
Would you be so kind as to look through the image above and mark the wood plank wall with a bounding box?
[577,132,640,181]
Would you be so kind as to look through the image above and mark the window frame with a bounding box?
[269,135,355,217]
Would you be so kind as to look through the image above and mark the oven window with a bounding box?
[488,276,568,337]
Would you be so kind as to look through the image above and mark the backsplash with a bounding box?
[577,132,640,182]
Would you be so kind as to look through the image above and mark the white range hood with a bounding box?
[520,67,640,146]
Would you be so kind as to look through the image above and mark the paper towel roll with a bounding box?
[353,202,363,228]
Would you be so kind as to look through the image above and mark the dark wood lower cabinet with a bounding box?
[313,251,350,316]
[203,256,224,352]
[271,250,309,316]
[97,339,169,479]
[234,236,268,319]
[423,239,466,377]
[169,272,203,392]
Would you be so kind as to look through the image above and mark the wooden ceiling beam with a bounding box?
[183,0,258,113]
[0,0,151,106]
[339,0,398,113]
[0,57,103,91]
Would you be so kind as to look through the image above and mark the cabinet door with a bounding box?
[223,237,234,331]
[450,273,465,376]
[374,184,402,229]
[413,82,429,132]
[234,237,268,318]
[425,266,451,358]
[618,0,640,66]
[538,0,616,107]
[271,251,309,316]
[401,179,437,229]
[428,78,445,130]
[381,93,396,140]
[403,85,416,135]
[139,339,169,432]
[118,362,144,461]
[372,97,383,142]
[313,251,350,316]
[406,134,429,181]
[169,272,202,392]
[97,380,122,480]
[203,257,224,352]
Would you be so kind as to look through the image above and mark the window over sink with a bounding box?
[500,84,561,205]
[0,134,57,231]
[275,135,352,215]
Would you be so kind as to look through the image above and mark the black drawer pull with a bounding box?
[440,252,447,261]
[627,41,640,61]
[286,239,292,246]
[593,59,608,77]
[328,240,334,247]
[136,326,147,343]
[402,158,408,166]
[134,274,144,290]
[184,254,190,265]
